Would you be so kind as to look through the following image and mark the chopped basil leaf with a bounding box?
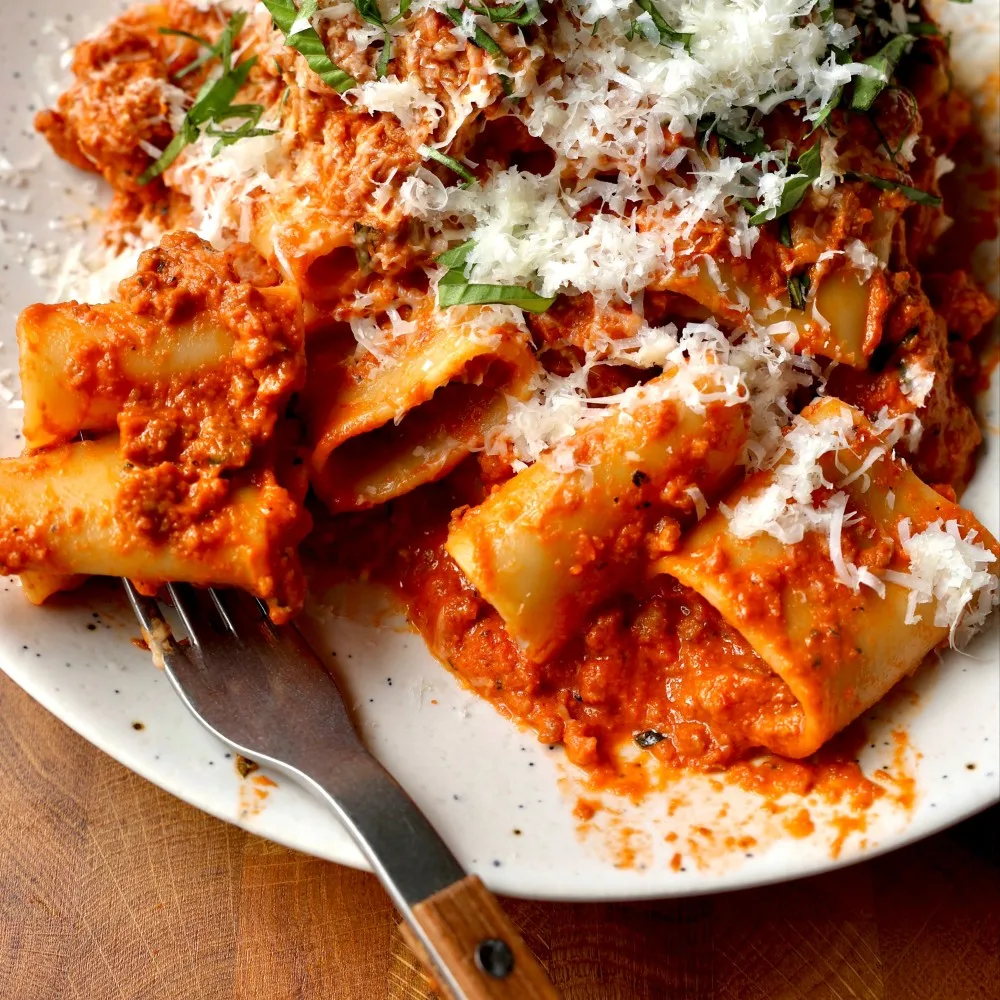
[749,142,821,225]
[435,241,555,313]
[697,115,766,157]
[846,171,941,207]
[160,28,220,80]
[909,22,940,36]
[290,0,318,31]
[139,15,268,184]
[208,125,277,154]
[434,240,476,271]
[188,58,257,125]
[438,271,556,311]
[464,0,541,27]
[807,44,852,135]
[261,0,357,92]
[633,0,691,48]
[160,9,251,82]
[351,0,393,79]
[160,26,215,47]
[850,34,914,112]
[634,730,665,749]
[809,87,842,134]
[138,124,197,183]
[386,0,412,25]
[786,270,811,310]
[419,145,476,187]
[442,6,504,59]
[777,198,808,307]
[435,239,475,270]
[777,215,793,249]
[205,102,277,154]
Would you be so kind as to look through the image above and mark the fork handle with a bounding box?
[400,875,561,1000]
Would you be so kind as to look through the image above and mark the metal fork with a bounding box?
[124,580,560,1000]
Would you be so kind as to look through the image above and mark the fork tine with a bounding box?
[123,579,166,637]
[210,588,275,640]
[167,582,233,646]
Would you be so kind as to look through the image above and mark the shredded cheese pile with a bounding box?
[886,520,1000,646]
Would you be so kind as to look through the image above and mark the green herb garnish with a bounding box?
[419,145,476,187]
[846,171,941,207]
[261,0,356,92]
[786,271,811,310]
[850,34,914,112]
[160,11,248,81]
[387,0,412,25]
[140,13,273,184]
[351,0,394,79]
[807,43,854,136]
[436,240,555,313]
[697,115,767,157]
[633,0,691,48]
[205,105,278,155]
[778,214,809,306]
[749,142,822,225]
[463,0,541,27]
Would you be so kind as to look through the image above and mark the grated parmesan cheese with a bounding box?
[168,122,286,249]
[900,358,935,408]
[515,1,870,207]
[488,316,816,471]
[350,307,420,363]
[723,408,998,632]
[724,408,856,546]
[872,405,923,452]
[883,519,1000,647]
[845,238,882,282]
[352,76,444,131]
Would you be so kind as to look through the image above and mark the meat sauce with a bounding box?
[312,477,800,775]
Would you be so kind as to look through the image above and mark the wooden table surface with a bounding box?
[1,671,997,1000]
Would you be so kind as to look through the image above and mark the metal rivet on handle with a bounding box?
[475,938,515,978]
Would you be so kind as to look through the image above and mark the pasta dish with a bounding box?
[1,0,998,777]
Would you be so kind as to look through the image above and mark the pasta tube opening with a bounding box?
[305,306,536,512]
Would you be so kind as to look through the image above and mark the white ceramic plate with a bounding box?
[0,0,998,902]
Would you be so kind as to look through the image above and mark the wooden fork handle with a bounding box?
[399,875,561,999]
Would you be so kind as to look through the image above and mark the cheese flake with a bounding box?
[884,519,1000,647]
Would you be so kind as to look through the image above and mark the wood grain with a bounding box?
[1,670,997,1000]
